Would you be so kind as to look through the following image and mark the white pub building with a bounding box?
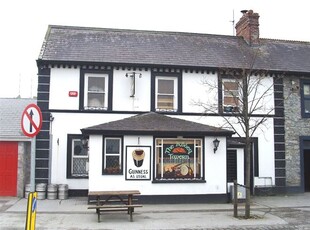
[35,10,310,202]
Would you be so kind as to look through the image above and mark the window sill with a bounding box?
[67,175,89,179]
[152,179,206,184]
[102,173,123,176]
[223,106,239,113]
[84,106,107,111]
[156,108,177,112]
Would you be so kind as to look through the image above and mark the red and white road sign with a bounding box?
[21,104,42,138]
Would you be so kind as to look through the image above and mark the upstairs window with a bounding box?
[84,73,108,110]
[156,77,178,112]
[103,138,122,175]
[222,79,240,113]
[301,81,310,117]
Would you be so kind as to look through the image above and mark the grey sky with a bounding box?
[1,0,309,98]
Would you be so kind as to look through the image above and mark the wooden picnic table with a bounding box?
[88,190,142,222]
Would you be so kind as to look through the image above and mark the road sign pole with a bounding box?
[21,104,42,230]
[30,137,36,192]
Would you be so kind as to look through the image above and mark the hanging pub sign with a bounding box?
[126,146,151,180]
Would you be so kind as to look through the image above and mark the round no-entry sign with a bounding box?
[21,104,43,138]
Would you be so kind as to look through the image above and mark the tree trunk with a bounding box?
[243,75,251,219]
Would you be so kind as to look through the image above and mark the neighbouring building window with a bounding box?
[67,135,88,178]
[84,73,108,110]
[155,138,203,182]
[155,76,178,112]
[222,79,240,113]
[301,81,310,117]
[103,138,122,175]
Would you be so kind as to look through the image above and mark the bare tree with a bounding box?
[195,48,276,218]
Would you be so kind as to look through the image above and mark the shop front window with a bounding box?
[155,138,203,181]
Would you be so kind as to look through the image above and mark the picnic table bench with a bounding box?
[88,190,142,222]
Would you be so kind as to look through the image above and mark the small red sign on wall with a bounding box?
[69,91,78,97]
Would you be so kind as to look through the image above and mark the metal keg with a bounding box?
[58,184,68,200]
[36,183,47,200]
[24,184,31,198]
[47,184,58,200]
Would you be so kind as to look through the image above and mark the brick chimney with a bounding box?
[235,10,260,46]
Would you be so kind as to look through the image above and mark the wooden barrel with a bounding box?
[24,184,31,198]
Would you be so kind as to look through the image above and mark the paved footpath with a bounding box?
[0,193,310,229]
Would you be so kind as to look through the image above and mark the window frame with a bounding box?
[153,138,205,183]
[301,80,310,118]
[84,73,108,110]
[155,77,178,111]
[102,137,123,175]
[221,78,242,113]
[80,70,113,111]
[151,73,182,113]
[66,134,89,179]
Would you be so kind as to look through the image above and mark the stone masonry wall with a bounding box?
[17,142,31,197]
[284,76,310,187]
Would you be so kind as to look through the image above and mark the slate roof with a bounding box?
[0,98,36,140]
[38,25,310,74]
[81,112,234,136]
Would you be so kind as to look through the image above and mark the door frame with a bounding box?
[300,136,310,192]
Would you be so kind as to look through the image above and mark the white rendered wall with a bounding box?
[49,68,80,110]
[237,148,245,184]
[49,113,275,191]
[89,135,227,195]
[48,68,274,116]
[183,71,218,113]
[47,67,276,190]
[49,113,132,189]
[248,75,275,115]
[113,69,151,111]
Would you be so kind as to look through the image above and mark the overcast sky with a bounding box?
[1,0,309,98]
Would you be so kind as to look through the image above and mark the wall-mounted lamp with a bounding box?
[213,138,220,153]
[81,136,89,149]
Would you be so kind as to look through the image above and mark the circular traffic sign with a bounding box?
[21,104,43,138]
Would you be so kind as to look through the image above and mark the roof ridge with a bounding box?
[47,24,236,39]
[260,37,310,44]
[47,25,310,44]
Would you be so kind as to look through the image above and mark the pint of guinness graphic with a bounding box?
[132,149,145,167]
